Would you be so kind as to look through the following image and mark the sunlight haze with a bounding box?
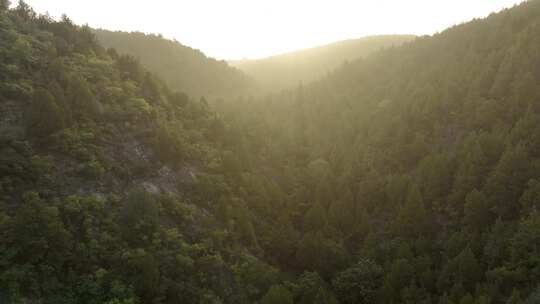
[22,0,527,60]
[6,0,540,302]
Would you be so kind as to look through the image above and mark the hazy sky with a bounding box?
[23,0,526,60]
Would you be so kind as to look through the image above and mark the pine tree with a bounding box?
[261,285,293,304]
[484,144,532,219]
[463,189,491,231]
[304,201,327,232]
[394,184,428,238]
[267,213,300,267]
[456,247,482,292]
[520,179,540,213]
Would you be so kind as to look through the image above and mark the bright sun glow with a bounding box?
[23,0,526,60]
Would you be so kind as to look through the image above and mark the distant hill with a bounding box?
[230,35,415,92]
[94,29,255,98]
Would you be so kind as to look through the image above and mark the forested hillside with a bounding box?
[4,0,540,304]
[0,3,279,303]
[95,29,255,98]
[230,35,414,92]
[215,0,540,303]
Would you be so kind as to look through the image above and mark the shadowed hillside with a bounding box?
[0,4,275,303]
[95,29,256,98]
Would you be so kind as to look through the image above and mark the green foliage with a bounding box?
[484,145,534,219]
[126,97,151,119]
[232,255,279,303]
[120,189,159,246]
[260,285,293,304]
[304,201,327,232]
[95,30,255,98]
[438,247,482,294]
[293,272,338,304]
[520,179,540,213]
[4,1,540,303]
[332,259,383,304]
[459,294,474,304]
[265,213,300,268]
[463,189,491,231]
[295,232,348,278]
[386,258,415,297]
[0,5,256,303]
[524,287,540,304]
[26,88,65,137]
[65,76,100,119]
[506,289,522,304]
[393,184,428,238]
[417,152,453,205]
[209,2,540,302]
[511,211,540,280]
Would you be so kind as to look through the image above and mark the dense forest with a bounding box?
[95,29,255,98]
[3,0,540,303]
[230,35,415,92]
[216,1,540,303]
[0,2,275,303]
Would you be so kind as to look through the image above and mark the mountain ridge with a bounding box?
[94,29,256,98]
[229,35,415,92]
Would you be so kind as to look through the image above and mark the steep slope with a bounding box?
[216,1,540,303]
[229,35,415,92]
[95,29,255,98]
[0,4,279,304]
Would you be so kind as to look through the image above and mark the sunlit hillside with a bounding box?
[230,35,415,92]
